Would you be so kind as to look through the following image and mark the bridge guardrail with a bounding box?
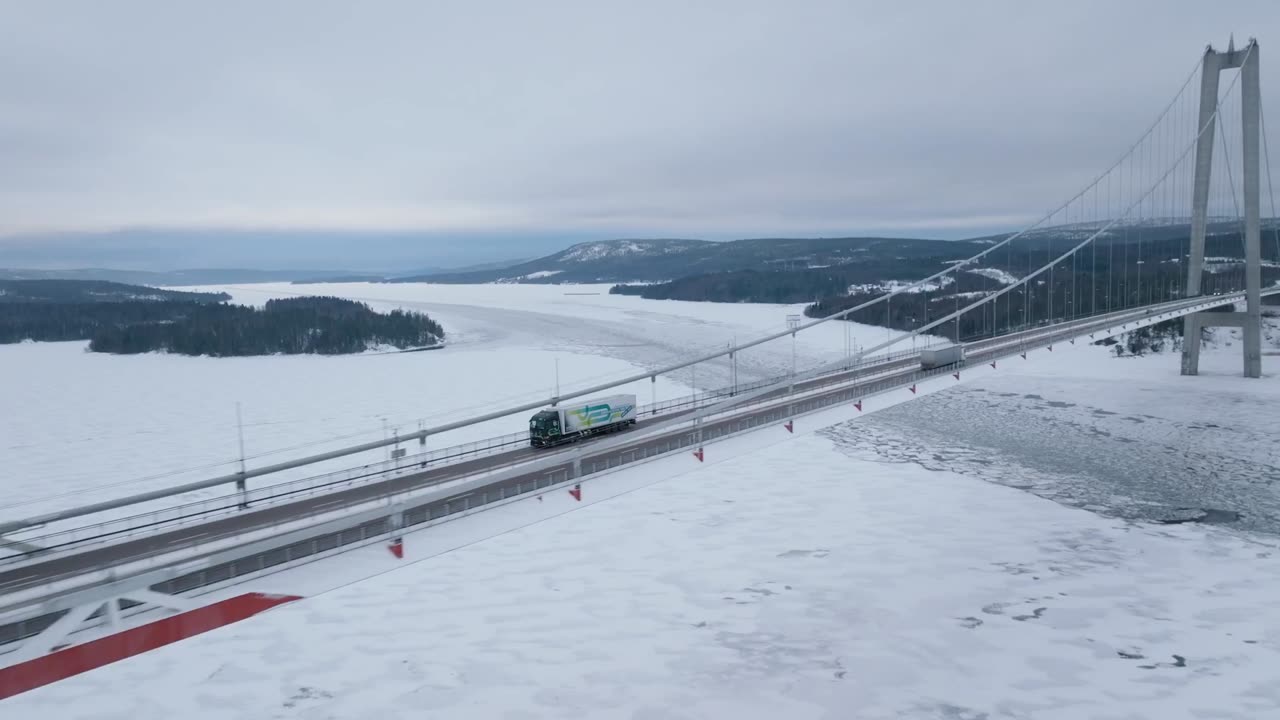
[0,350,962,603]
[0,349,927,564]
[6,320,1080,607]
[1,294,1243,569]
[0,291,1255,623]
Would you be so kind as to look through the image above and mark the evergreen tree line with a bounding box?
[610,254,974,304]
[87,297,444,356]
[612,268,865,303]
[0,278,229,304]
[0,301,206,344]
[0,279,237,345]
[797,230,1277,342]
[805,262,1273,343]
[614,231,1274,319]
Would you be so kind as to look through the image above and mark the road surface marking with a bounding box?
[0,574,38,587]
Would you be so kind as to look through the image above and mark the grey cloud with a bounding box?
[1,0,1278,248]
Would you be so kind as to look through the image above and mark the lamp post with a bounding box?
[235,402,248,509]
[786,314,801,387]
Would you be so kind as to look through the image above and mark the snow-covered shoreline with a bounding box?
[4,282,1278,718]
[11,372,1280,718]
[0,282,878,522]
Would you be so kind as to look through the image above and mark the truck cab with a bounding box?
[529,410,562,447]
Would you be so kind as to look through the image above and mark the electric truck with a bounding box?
[919,344,965,370]
[528,394,638,448]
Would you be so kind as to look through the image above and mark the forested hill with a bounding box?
[399,236,986,284]
[609,246,973,304]
[0,280,444,356]
[0,279,232,345]
[0,278,229,303]
[613,225,1280,307]
[88,297,443,356]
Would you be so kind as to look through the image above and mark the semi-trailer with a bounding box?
[528,394,638,448]
[919,344,965,370]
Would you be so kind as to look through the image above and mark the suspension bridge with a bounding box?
[1,39,1278,693]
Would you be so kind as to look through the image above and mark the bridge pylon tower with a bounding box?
[1181,37,1264,378]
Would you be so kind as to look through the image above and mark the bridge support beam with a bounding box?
[0,536,43,554]
[7,590,196,664]
[1182,39,1263,378]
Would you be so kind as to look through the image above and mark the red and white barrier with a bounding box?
[0,592,301,700]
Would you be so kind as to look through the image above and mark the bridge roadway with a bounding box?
[0,356,922,595]
[0,304,1204,597]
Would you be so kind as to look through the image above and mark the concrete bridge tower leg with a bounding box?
[1181,39,1263,378]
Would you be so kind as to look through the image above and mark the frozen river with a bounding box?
[826,347,1280,535]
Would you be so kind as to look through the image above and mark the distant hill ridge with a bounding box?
[0,267,373,287]
[0,278,229,304]
[8,220,1273,290]
[396,236,983,285]
[0,280,445,356]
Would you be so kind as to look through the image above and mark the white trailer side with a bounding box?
[559,394,638,433]
[919,345,965,370]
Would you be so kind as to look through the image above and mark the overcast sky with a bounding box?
[2,1,1279,262]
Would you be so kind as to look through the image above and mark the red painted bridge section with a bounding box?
[0,592,302,700]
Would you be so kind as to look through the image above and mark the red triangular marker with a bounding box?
[784,420,793,433]
[388,538,404,559]
[854,400,863,412]
[569,484,582,501]
[909,384,917,394]
[693,448,704,462]
[953,371,960,380]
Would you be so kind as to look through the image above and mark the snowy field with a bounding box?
[8,342,1280,719]
[846,337,1280,534]
[204,280,902,384]
[0,283,902,523]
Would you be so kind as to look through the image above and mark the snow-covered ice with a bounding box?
[203,280,889,381]
[0,341,687,523]
[847,328,1280,533]
[0,282,896,523]
[6,337,1280,719]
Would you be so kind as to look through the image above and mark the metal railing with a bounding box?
[2,350,949,606]
[0,348,929,564]
[0,290,1253,639]
[4,289,1261,571]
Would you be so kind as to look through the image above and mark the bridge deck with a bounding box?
[3,294,1239,601]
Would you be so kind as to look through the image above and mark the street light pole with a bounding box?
[235,402,248,509]
[786,314,802,429]
[235,402,247,477]
[786,314,802,389]
[728,338,738,396]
